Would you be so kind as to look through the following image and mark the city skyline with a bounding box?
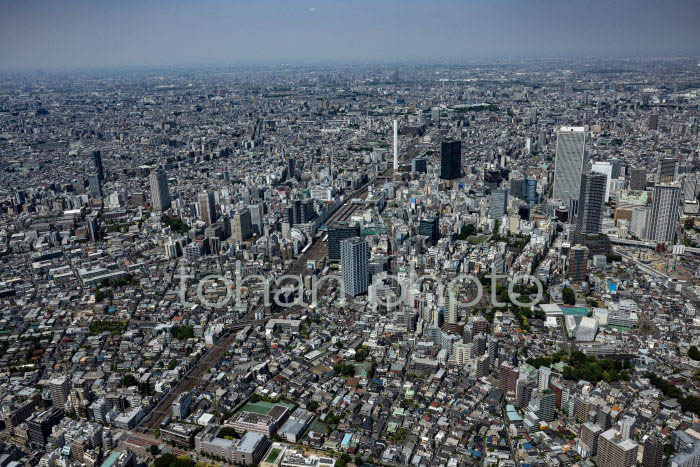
[1,2,700,465]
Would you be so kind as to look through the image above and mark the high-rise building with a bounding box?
[149,168,171,211]
[591,161,613,202]
[452,342,472,367]
[248,204,263,236]
[576,172,607,234]
[472,333,487,357]
[474,354,489,378]
[580,422,603,456]
[657,157,678,184]
[553,126,587,212]
[231,209,252,242]
[642,434,665,467]
[567,244,589,283]
[87,216,100,242]
[440,140,462,180]
[537,366,552,391]
[518,204,531,221]
[92,150,104,182]
[418,217,440,245]
[510,178,525,199]
[525,177,538,205]
[516,377,535,408]
[328,223,360,260]
[50,376,70,410]
[412,158,427,173]
[684,174,700,202]
[648,114,659,131]
[490,189,508,219]
[647,184,681,243]
[629,167,648,191]
[471,317,489,335]
[393,119,398,171]
[287,157,296,180]
[671,431,700,467]
[88,174,103,199]
[185,242,205,261]
[529,389,556,422]
[340,237,369,297]
[198,191,217,226]
[165,241,180,259]
[594,406,612,430]
[447,290,458,324]
[598,426,639,467]
[499,361,519,394]
[26,408,63,447]
[298,199,315,223]
[611,158,622,179]
[631,207,648,240]
[488,338,499,367]
[619,415,636,441]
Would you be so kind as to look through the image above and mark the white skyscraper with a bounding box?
[393,119,398,171]
[553,127,587,213]
[447,290,458,324]
[591,161,613,202]
[49,376,71,410]
[340,237,369,297]
[537,366,552,391]
[647,184,681,243]
[619,416,636,441]
[149,168,171,211]
[631,207,648,240]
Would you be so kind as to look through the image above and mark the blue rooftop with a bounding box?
[101,452,122,467]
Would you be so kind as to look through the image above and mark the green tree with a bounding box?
[123,373,138,387]
[170,325,194,340]
[153,454,196,467]
[562,287,576,305]
[458,224,477,240]
[689,346,700,361]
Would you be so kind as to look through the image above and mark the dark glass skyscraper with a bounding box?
[287,156,296,180]
[629,168,647,191]
[92,150,104,182]
[328,222,360,260]
[419,217,440,245]
[576,172,607,234]
[440,140,461,180]
[88,173,102,199]
[510,178,525,199]
[149,168,171,211]
[525,177,538,205]
[657,157,678,184]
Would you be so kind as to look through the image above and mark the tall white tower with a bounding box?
[553,126,586,213]
[393,119,398,171]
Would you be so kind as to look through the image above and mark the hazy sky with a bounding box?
[1,0,699,70]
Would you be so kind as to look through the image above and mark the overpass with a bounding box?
[609,237,700,256]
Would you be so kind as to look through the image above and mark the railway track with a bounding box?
[135,321,261,432]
